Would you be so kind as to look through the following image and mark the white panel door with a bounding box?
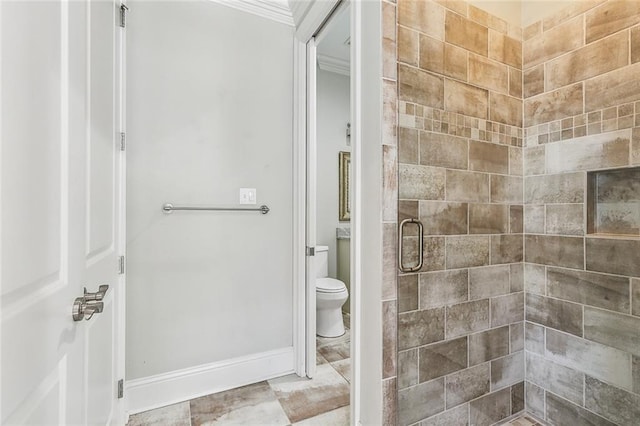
[1,1,123,424]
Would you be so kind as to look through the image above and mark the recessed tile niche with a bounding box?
[587,167,640,236]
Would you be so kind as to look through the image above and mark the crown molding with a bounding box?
[209,0,295,26]
[317,54,350,76]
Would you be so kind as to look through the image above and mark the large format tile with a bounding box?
[585,0,640,43]
[128,402,191,426]
[526,293,583,336]
[398,0,445,41]
[490,292,524,328]
[491,175,523,204]
[525,352,584,405]
[469,265,510,300]
[419,201,468,235]
[491,235,523,265]
[468,53,508,94]
[546,267,630,313]
[419,403,469,426]
[490,92,523,127]
[469,326,509,366]
[399,64,444,108]
[584,307,640,356]
[446,299,490,338]
[469,387,511,426]
[469,204,509,234]
[190,381,286,426]
[292,405,349,426]
[399,308,445,350]
[419,132,468,170]
[524,235,584,269]
[545,204,584,235]
[445,363,491,409]
[585,376,640,426]
[525,321,545,355]
[398,378,445,425]
[523,15,583,68]
[585,62,640,111]
[491,352,524,390]
[524,83,583,127]
[419,269,468,310]
[525,382,545,419]
[546,392,615,426]
[445,11,488,56]
[419,337,468,382]
[469,140,509,174]
[525,173,584,204]
[489,30,521,68]
[445,235,490,268]
[586,237,640,277]
[399,164,446,200]
[446,170,490,203]
[444,79,488,119]
[545,329,633,390]
[268,364,350,423]
[398,349,418,389]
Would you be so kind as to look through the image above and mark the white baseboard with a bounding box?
[125,347,295,415]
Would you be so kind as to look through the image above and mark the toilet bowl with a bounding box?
[316,278,348,337]
[315,246,348,338]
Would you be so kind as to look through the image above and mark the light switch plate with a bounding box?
[239,188,256,205]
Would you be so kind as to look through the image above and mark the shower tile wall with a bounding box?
[522,2,640,425]
[395,1,525,424]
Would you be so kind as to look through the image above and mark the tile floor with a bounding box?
[499,414,545,426]
[128,316,351,426]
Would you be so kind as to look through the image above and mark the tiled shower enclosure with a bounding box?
[385,0,640,425]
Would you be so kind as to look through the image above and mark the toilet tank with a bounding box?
[315,245,329,278]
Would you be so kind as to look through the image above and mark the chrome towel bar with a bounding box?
[162,203,270,215]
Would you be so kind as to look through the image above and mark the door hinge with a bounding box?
[118,256,125,274]
[117,379,124,399]
[306,246,315,256]
[119,132,126,151]
[119,4,128,28]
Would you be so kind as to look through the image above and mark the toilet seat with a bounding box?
[316,277,346,293]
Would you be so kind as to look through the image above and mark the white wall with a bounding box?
[126,1,294,380]
[316,69,350,278]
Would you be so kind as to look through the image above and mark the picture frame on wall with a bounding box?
[339,151,351,221]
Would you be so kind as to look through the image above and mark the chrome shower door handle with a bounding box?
[398,218,424,273]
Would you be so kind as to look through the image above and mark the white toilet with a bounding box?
[315,245,349,337]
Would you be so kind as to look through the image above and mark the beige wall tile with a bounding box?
[523,64,544,99]
[546,329,632,390]
[398,274,418,313]
[445,11,488,56]
[399,308,445,350]
[545,204,584,236]
[469,53,508,93]
[491,235,524,265]
[547,267,630,313]
[489,30,522,69]
[419,269,468,309]
[524,205,545,234]
[469,204,508,234]
[468,4,490,27]
[383,377,397,426]
[399,164,446,200]
[491,175,523,204]
[490,92,523,127]
[469,326,509,366]
[524,235,584,269]
[435,0,468,16]
[542,0,605,31]
[398,349,418,389]
[586,237,640,277]
[398,378,445,425]
[383,300,397,379]
[469,140,508,173]
[632,25,640,64]
[383,80,397,147]
[419,132,468,169]
[444,79,488,119]
[383,38,397,80]
[419,201,468,235]
[444,43,468,81]
[420,404,469,425]
[470,265,510,300]
[419,337,468,382]
[524,16,584,69]
[525,173,584,204]
[491,352,524,390]
[584,307,640,357]
[524,146,545,176]
[585,0,640,44]
[525,382,545,419]
[585,62,640,112]
[399,127,419,164]
[510,205,523,233]
[446,363,491,409]
[446,299,490,338]
[511,382,524,413]
[633,278,640,316]
[523,21,542,42]
[525,321,545,354]
[469,388,511,426]
[509,67,522,98]
[525,352,584,405]
[382,0,396,42]
[525,83,584,127]
[526,293,583,336]
[399,64,445,108]
[398,26,419,66]
[398,0,445,41]
[585,376,640,426]
[420,35,445,74]
[446,235,490,268]
[383,146,398,223]
[509,147,523,176]
[545,129,631,174]
[546,31,629,91]
[446,170,490,202]
[632,128,640,165]
[545,388,616,426]
[491,292,524,328]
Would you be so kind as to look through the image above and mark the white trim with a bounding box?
[125,347,295,415]
[317,54,350,76]
[295,0,340,42]
[208,0,294,26]
[292,38,307,378]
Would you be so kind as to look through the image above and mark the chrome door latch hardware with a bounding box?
[72,285,109,321]
[398,218,424,273]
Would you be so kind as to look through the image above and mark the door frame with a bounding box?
[292,0,362,423]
